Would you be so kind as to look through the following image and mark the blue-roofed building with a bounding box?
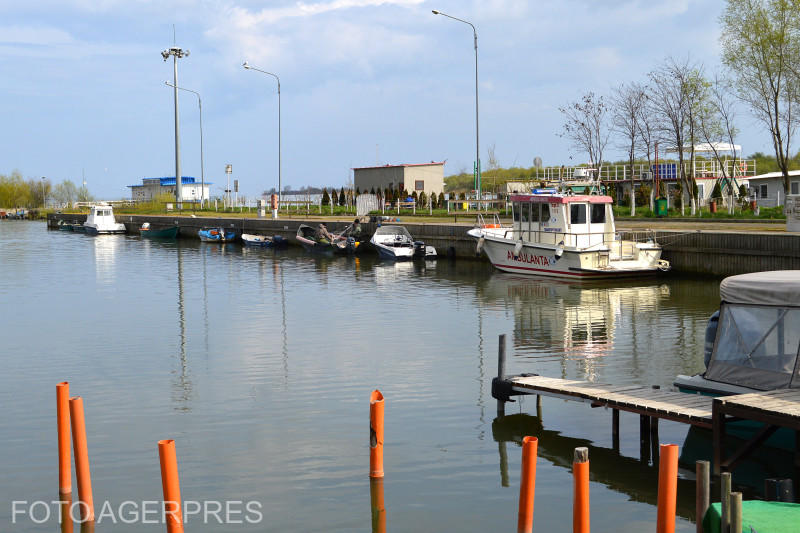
[127,177,212,203]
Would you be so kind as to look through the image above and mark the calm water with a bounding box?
[1,220,728,532]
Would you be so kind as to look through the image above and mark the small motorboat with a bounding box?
[83,204,126,235]
[674,270,800,396]
[370,225,436,260]
[198,227,236,242]
[140,222,179,239]
[57,220,75,231]
[296,223,356,254]
[242,233,287,248]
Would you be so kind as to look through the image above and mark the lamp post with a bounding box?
[242,61,281,214]
[161,46,190,207]
[432,9,480,201]
[165,81,205,208]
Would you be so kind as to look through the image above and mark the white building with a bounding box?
[353,162,445,196]
[744,170,800,207]
[127,177,212,203]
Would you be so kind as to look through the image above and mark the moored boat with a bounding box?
[140,222,179,239]
[467,182,668,279]
[198,227,236,242]
[82,204,126,235]
[370,225,436,260]
[242,233,287,248]
[674,270,800,396]
[295,223,360,254]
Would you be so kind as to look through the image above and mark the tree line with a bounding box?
[0,171,93,209]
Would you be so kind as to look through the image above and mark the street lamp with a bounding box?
[161,46,190,207]
[242,61,282,213]
[165,81,205,208]
[432,9,481,201]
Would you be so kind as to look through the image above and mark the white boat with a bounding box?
[370,225,436,260]
[467,184,668,279]
[82,204,126,235]
[674,270,800,396]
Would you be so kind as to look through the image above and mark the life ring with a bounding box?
[483,223,500,228]
[270,193,278,210]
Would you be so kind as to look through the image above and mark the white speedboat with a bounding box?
[467,184,668,279]
[674,270,800,396]
[82,204,126,235]
[370,225,436,260]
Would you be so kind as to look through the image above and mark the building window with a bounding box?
[415,180,424,191]
[759,184,768,198]
[792,181,799,195]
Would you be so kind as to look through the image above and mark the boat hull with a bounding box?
[198,228,236,242]
[469,229,663,279]
[140,226,179,239]
[242,234,287,248]
[84,225,126,235]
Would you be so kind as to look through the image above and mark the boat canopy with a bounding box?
[706,271,800,390]
[508,194,612,204]
[720,271,800,306]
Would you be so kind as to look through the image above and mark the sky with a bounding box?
[0,0,772,200]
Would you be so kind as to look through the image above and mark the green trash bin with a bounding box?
[655,197,668,217]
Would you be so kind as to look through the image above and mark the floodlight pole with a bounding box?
[166,81,205,208]
[161,46,190,207]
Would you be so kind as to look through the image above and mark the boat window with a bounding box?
[541,204,550,222]
[706,304,800,390]
[590,204,606,224]
[570,204,586,224]
[520,203,529,223]
[513,203,520,223]
[530,203,540,223]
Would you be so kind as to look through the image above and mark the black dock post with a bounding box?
[612,409,620,452]
[496,334,506,417]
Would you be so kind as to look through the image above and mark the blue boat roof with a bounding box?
[128,177,213,188]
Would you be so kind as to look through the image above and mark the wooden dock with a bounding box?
[491,334,800,492]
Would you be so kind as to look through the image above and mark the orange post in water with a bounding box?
[57,382,72,494]
[369,390,385,478]
[158,440,185,533]
[517,436,538,533]
[573,447,590,533]
[657,444,679,533]
[69,397,94,522]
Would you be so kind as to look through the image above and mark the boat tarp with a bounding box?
[373,225,412,238]
[720,270,800,306]
[703,501,800,533]
[705,303,800,390]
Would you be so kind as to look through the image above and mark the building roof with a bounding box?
[128,176,212,188]
[352,162,445,171]
[744,170,800,182]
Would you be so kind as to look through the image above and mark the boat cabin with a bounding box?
[510,191,616,248]
[704,271,800,391]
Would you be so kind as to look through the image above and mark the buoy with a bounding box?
[476,236,485,254]
[513,241,523,257]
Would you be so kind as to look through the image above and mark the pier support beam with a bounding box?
[612,409,620,452]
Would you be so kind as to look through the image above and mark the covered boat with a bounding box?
[674,271,800,395]
[370,225,436,260]
[241,233,287,248]
[467,184,668,279]
[83,204,126,235]
[198,227,236,242]
[140,222,179,239]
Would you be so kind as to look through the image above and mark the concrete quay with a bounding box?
[48,213,800,276]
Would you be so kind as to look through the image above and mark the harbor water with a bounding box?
[0,220,758,532]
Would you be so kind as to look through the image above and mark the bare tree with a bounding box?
[611,82,648,181]
[558,92,610,180]
[721,0,799,197]
[648,56,701,215]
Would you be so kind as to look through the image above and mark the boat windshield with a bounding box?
[705,303,800,390]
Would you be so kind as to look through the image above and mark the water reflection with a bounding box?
[369,478,386,533]
[91,235,122,285]
[173,243,192,411]
[491,413,698,521]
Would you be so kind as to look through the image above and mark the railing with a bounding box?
[527,160,756,183]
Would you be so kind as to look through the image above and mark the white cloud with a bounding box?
[226,0,424,27]
[0,25,74,46]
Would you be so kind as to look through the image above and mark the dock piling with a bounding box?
[640,415,651,463]
[57,382,71,494]
[764,478,794,502]
[656,444,678,533]
[158,439,184,533]
[369,390,385,478]
[516,436,538,533]
[612,409,620,452]
[729,492,742,533]
[68,397,94,522]
[720,472,731,533]
[573,447,590,533]
[497,335,506,417]
[695,460,710,533]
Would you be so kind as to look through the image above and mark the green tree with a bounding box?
[419,191,427,208]
[322,188,330,206]
[721,0,800,195]
[338,187,346,207]
[438,192,445,208]
[52,180,79,207]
